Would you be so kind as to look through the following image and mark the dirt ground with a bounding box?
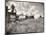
[6,17,44,33]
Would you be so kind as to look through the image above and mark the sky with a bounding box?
[6,1,44,17]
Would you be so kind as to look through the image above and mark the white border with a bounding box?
[0,0,46,35]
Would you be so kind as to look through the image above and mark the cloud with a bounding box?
[6,1,44,17]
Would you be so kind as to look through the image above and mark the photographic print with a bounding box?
[5,0,44,35]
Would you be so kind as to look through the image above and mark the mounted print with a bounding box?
[5,0,44,35]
